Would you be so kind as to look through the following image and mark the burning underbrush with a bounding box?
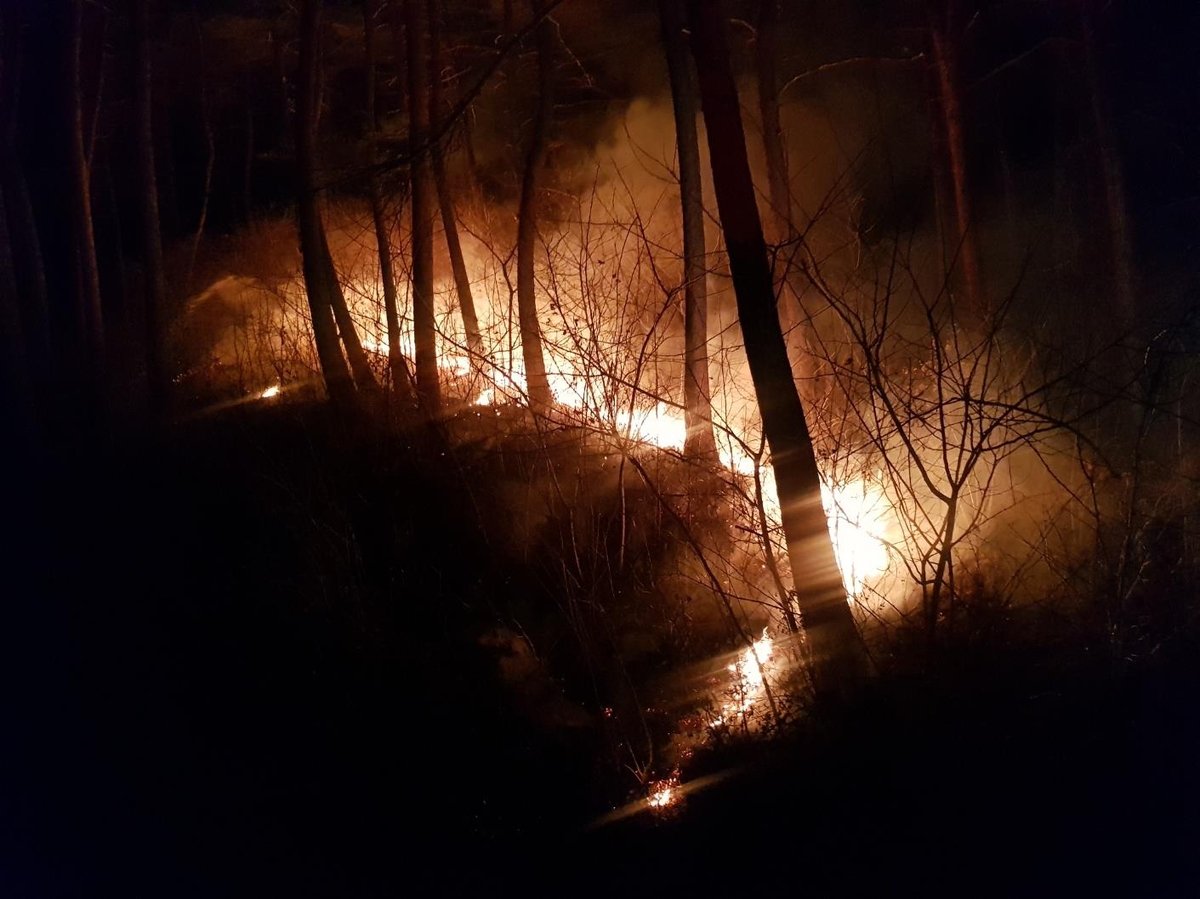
[166,191,1200,817]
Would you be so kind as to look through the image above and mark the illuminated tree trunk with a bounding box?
[516,0,554,411]
[133,0,167,412]
[363,0,413,402]
[1079,0,1135,321]
[297,0,355,407]
[401,0,441,411]
[687,0,867,698]
[301,0,378,397]
[68,0,105,374]
[927,3,984,315]
[659,0,715,458]
[429,0,482,355]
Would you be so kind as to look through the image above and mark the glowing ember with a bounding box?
[647,778,679,810]
[259,384,281,399]
[710,629,776,728]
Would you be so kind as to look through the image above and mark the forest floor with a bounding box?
[6,401,1199,896]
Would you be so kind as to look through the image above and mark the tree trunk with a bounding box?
[927,5,984,315]
[363,0,413,402]
[186,11,213,294]
[687,0,867,699]
[1079,0,1135,322]
[133,0,167,412]
[297,0,355,406]
[429,0,482,354]
[401,0,441,410]
[516,0,554,410]
[67,0,104,375]
[659,0,715,458]
[304,1,378,396]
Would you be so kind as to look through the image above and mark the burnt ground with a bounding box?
[5,403,1199,897]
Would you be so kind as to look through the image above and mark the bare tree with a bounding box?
[401,0,441,411]
[363,0,413,402]
[296,0,355,406]
[687,0,867,698]
[659,0,715,457]
[927,0,984,315]
[515,0,555,410]
[429,0,482,354]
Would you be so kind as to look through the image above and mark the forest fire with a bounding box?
[709,629,777,728]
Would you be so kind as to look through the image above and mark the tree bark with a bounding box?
[363,0,413,402]
[687,0,866,699]
[297,0,355,406]
[927,3,985,315]
[429,0,482,355]
[67,0,105,374]
[401,0,441,411]
[659,0,715,458]
[133,0,167,412]
[516,0,554,410]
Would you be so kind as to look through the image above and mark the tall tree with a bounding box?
[429,0,482,355]
[927,0,985,314]
[659,0,715,458]
[67,0,105,374]
[132,0,166,412]
[401,0,441,410]
[687,0,867,698]
[515,0,554,410]
[296,0,355,407]
[303,0,378,396]
[362,0,413,402]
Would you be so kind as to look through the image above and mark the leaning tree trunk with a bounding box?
[515,0,554,411]
[755,0,791,241]
[429,0,482,355]
[302,0,378,396]
[928,5,984,316]
[687,0,867,699]
[659,0,715,458]
[297,0,355,407]
[67,0,105,376]
[133,0,167,412]
[363,0,413,402]
[401,0,441,411]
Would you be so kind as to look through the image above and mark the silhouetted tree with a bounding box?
[296,0,355,406]
[400,0,441,411]
[687,0,867,698]
[516,0,555,410]
[659,0,715,458]
[429,0,482,354]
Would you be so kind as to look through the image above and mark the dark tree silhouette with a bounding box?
[659,0,715,458]
[687,0,867,697]
[516,0,555,411]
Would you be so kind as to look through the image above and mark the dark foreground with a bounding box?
[6,405,1199,897]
